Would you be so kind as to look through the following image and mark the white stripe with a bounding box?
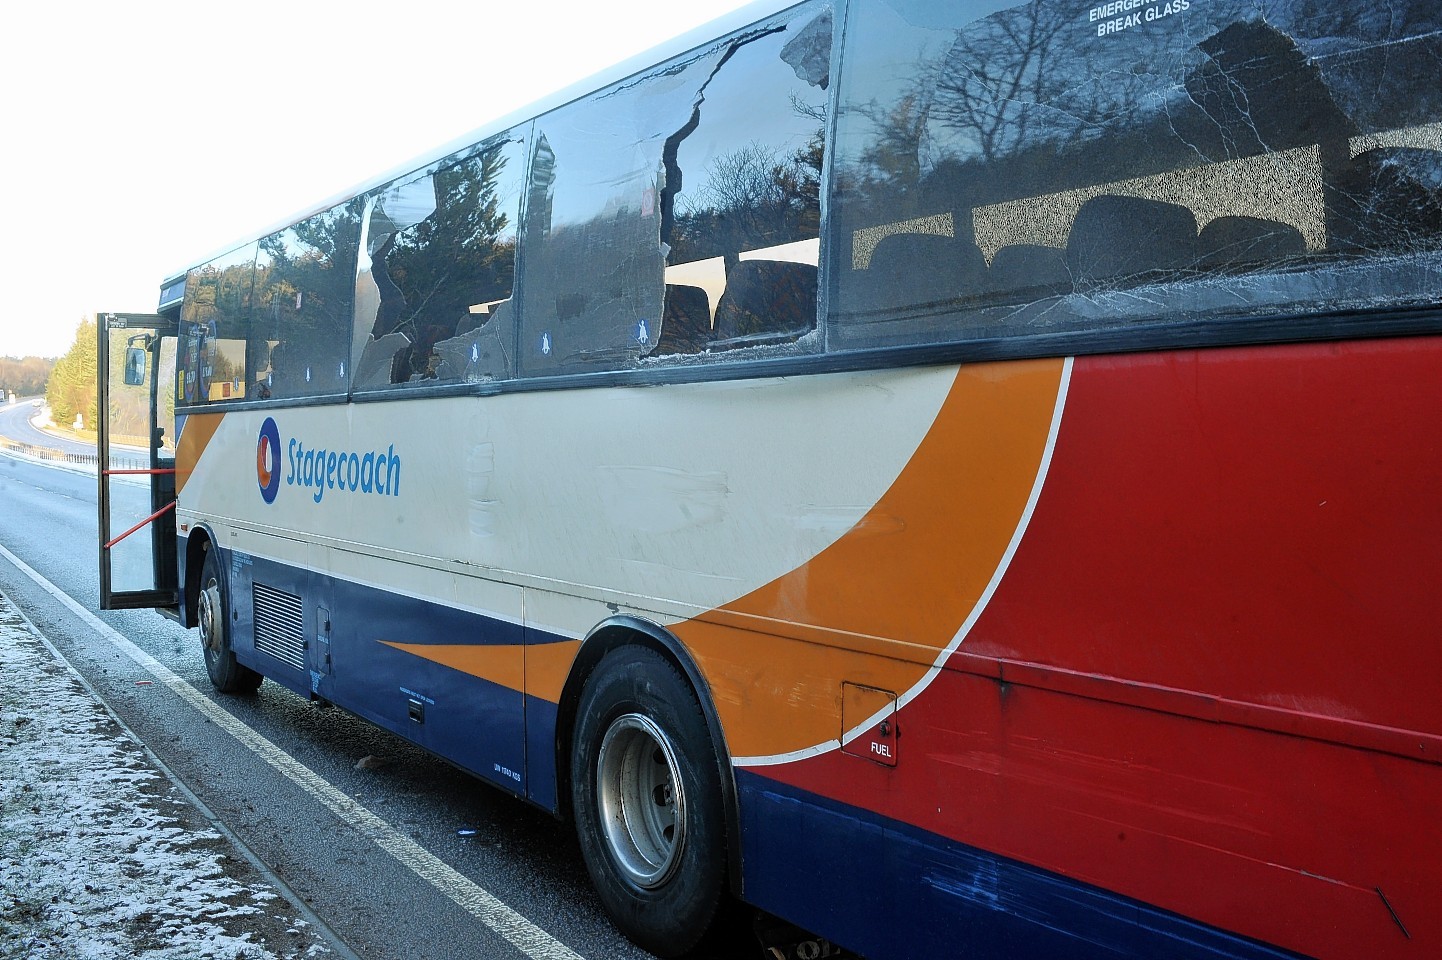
[0,542,584,960]
[738,357,1075,767]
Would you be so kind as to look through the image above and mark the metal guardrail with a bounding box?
[0,438,149,472]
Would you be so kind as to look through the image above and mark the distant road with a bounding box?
[0,397,95,456]
[0,397,146,459]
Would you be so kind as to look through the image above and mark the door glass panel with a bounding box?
[99,315,178,608]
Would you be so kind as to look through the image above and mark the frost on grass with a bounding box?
[0,597,329,959]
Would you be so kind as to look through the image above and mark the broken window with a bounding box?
[829,0,1442,350]
[179,243,257,405]
[251,203,361,400]
[517,64,700,376]
[519,1,832,375]
[659,4,831,357]
[353,131,527,390]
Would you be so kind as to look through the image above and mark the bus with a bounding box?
[97,1,1442,957]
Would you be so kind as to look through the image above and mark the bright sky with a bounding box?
[0,0,761,359]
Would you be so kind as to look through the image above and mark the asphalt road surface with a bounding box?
[0,432,812,958]
[0,397,102,458]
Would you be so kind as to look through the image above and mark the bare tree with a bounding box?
[926,0,1081,163]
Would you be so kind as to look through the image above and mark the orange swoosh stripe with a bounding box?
[677,358,1066,759]
[176,412,225,495]
[381,639,581,704]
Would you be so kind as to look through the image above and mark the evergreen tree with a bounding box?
[45,318,98,430]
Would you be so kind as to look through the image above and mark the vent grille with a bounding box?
[252,582,305,670]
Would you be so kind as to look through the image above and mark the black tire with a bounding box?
[571,646,728,957]
[198,544,262,694]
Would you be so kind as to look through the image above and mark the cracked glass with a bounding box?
[520,1,831,376]
[353,132,528,390]
[829,0,1442,349]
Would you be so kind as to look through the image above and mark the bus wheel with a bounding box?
[198,545,261,694]
[571,646,727,957]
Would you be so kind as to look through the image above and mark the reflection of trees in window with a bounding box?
[845,0,1442,214]
[368,142,520,385]
[669,136,823,264]
[515,5,830,373]
[928,2,1089,165]
[180,245,256,404]
[652,4,830,357]
[845,91,929,206]
[830,0,1442,349]
[182,259,255,327]
[254,202,361,398]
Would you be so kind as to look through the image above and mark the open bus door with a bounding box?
[97,313,180,613]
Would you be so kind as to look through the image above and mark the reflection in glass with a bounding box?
[104,327,174,593]
[106,329,160,445]
[830,0,1442,349]
[179,244,257,404]
[521,2,832,374]
[662,5,830,354]
[519,79,683,375]
[253,203,362,399]
[354,133,526,389]
[154,336,177,454]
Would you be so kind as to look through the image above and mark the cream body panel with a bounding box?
[177,365,957,638]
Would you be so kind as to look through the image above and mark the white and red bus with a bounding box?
[99,1,1442,957]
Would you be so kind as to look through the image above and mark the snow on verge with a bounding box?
[0,595,332,959]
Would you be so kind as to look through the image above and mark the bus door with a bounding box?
[97,313,180,613]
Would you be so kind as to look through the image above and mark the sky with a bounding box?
[0,0,762,360]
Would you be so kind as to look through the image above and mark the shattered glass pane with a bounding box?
[829,0,1442,349]
[521,1,831,375]
[354,132,528,389]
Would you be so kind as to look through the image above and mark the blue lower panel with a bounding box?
[737,771,1307,960]
[525,695,561,811]
[226,548,563,805]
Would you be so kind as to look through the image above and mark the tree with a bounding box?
[671,135,824,264]
[46,318,98,431]
[374,145,518,381]
[0,355,55,397]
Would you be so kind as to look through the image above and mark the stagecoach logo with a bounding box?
[257,417,282,503]
[255,417,403,505]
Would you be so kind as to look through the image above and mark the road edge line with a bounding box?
[0,543,584,960]
[0,586,366,960]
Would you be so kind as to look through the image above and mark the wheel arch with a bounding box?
[556,614,745,900]
[182,524,219,627]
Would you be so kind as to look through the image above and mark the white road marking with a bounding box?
[0,591,364,960]
[0,542,585,960]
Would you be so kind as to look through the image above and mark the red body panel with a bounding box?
[764,338,1442,960]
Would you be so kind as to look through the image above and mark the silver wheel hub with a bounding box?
[199,579,222,656]
[596,713,686,889]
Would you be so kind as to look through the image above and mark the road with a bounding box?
[0,433,782,958]
[0,396,102,457]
